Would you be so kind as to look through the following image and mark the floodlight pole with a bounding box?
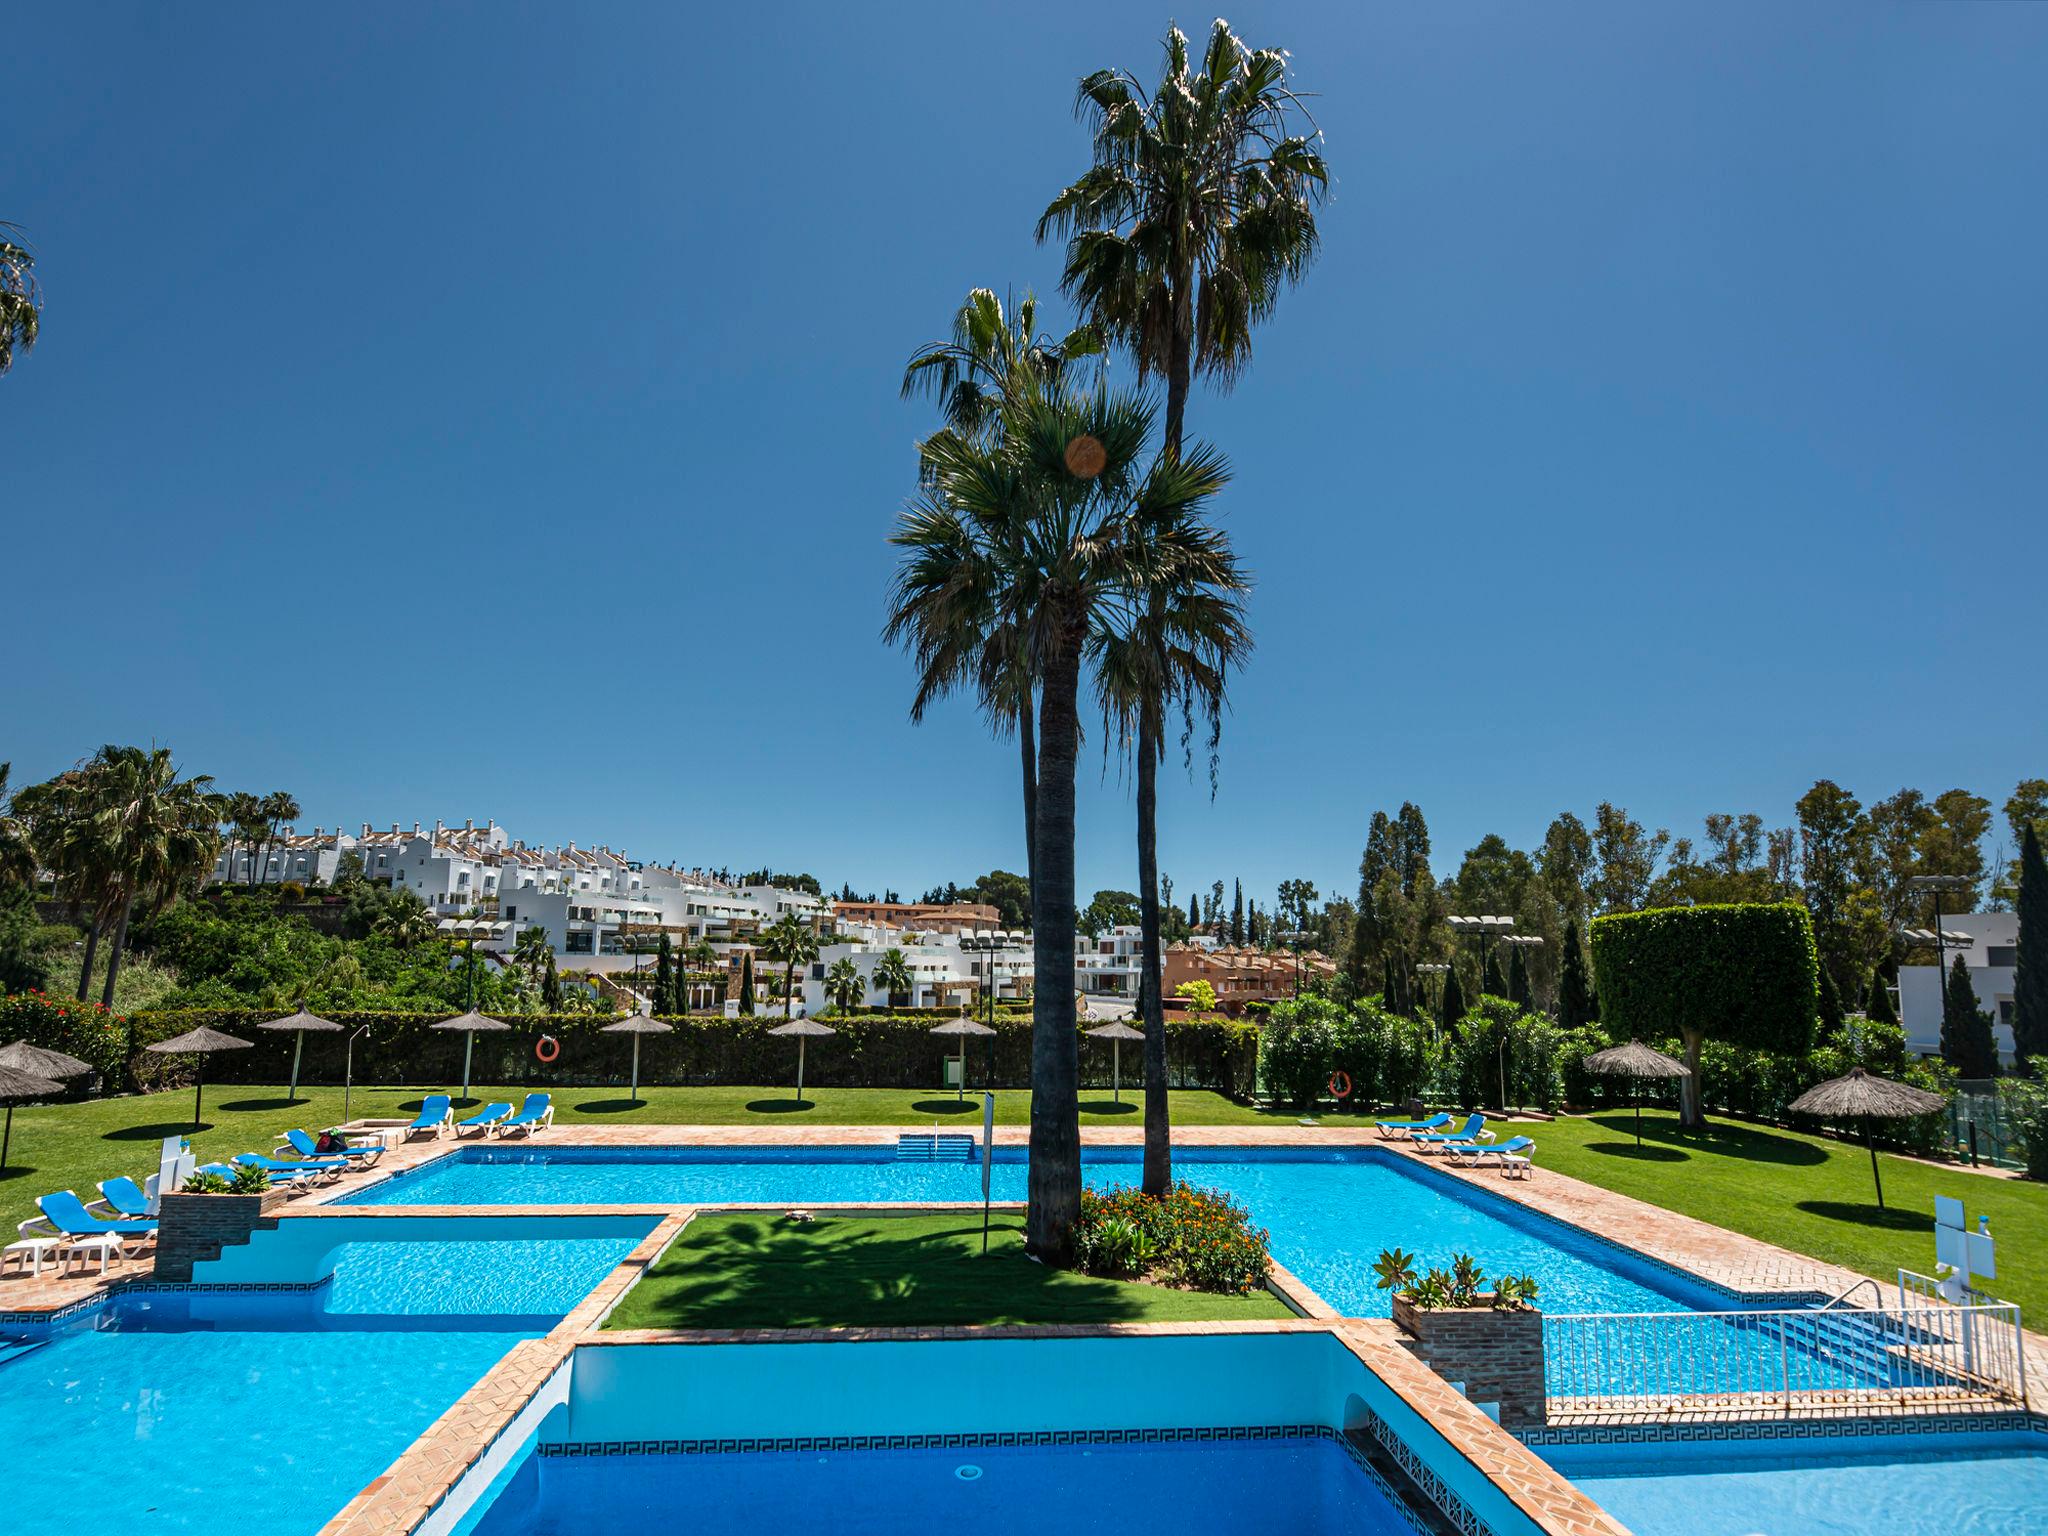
[344,1024,369,1123]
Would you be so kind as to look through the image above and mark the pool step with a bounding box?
[896,1133,977,1161]
[0,1338,48,1370]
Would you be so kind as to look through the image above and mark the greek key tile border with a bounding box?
[1346,1398,1489,1536]
[1518,1409,2048,1448]
[540,1422,1449,1535]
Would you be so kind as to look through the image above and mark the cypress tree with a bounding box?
[1557,919,1596,1030]
[739,950,756,1015]
[2016,823,2048,1075]
[1381,953,1397,1007]
[1439,964,1467,1032]
[1865,972,1898,1027]
[1481,947,1505,998]
[1508,947,1533,1012]
[542,952,563,1010]
[654,934,673,1014]
[1230,880,1245,945]
[1817,965,1844,1041]
[1189,893,1201,930]
[1940,953,1997,1079]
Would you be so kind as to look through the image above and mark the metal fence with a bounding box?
[1543,1298,2027,1418]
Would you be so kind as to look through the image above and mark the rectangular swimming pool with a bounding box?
[344,1143,1742,1318]
[1538,1429,2048,1536]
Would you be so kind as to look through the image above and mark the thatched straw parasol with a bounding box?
[1788,1066,1949,1210]
[257,1008,344,1103]
[767,1018,835,1106]
[145,1025,254,1130]
[929,1015,995,1103]
[0,1040,94,1081]
[1582,1039,1690,1148]
[0,1065,64,1171]
[429,1010,512,1104]
[601,1011,673,1105]
[1084,1020,1145,1105]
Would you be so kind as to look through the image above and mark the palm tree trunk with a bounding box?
[1678,1027,1705,1130]
[76,915,101,1000]
[1163,262,1193,462]
[100,891,134,1008]
[1026,619,1085,1263]
[1018,690,1037,898]
[1137,714,1171,1196]
[786,961,796,1019]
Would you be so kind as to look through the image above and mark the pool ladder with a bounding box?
[896,1133,977,1161]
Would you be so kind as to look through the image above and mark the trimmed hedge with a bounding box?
[56,1007,1258,1098]
[1590,902,1819,1056]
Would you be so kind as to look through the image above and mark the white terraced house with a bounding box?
[1896,911,2021,1063]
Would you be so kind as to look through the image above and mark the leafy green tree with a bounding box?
[1796,778,1870,989]
[1941,953,1997,1079]
[872,947,913,1007]
[541,951,563,1010]
[1993,779,2048,906]
[1438,964,1466,1032]
[1592,802,1670,913]
[0,764,37,891]
[2015,824,2048,1074]
[1538,813,1596,928]
[0,222,40,375]
[1080,889,1141,936]
[1507,946,1533,1011]
[1817,964,1845,1039]
[1556,918,1596,1029]
[970,869,1032,928]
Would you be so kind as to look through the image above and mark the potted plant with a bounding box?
[1374,1247,1546,1427]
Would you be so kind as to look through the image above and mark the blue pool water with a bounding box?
[345,1144,1734,1317]
[469,1435,1426,1536]
[1541,1431,2048,1536]
[0,1229,645,1536]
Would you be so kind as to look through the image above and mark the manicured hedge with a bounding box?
[1590,902,1819,1056]
[74,1007,1258,1098]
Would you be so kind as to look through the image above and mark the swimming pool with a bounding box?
[345,1143,1740,1318]
[0,1226,648,1536]
[1538,1429,2048,1536]
[469,1434,1426,1536]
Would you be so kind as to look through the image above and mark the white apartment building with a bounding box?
[1075,924,1151,998]
[1898,912,2020,1064]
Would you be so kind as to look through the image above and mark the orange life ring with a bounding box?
[535,1035,560,1064]
[1329,1070,1352,1100]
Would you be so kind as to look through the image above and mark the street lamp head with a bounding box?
[1904,875,1975,893]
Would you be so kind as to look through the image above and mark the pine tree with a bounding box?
[1864,972,1898,1027]
[1230,880,1245,945]
[1439,964,1466,1031]
[739,951,756,1016]
[1508,946,1533,1011]
[2015,823,2048,1075]
[1817,965,1844,1041]
[1557,919,1596,1030]
[542,952,563,1010]
[1940,953,1997,1079]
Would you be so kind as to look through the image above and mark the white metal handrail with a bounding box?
[1543,1301,2026,1417]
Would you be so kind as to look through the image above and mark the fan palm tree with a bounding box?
[513,924,553,987]
[871,947,913,1008]
[221,790,264,886]
[823,956,865,1015]
[0,764,38,891]
[1037,19,1328,463]
[887,381,1230,1262]
[0,223,40,376]
[1093,497,1251,1194]
[254,790,301,885]
[759,914,820,1020]
[374,889,437,950]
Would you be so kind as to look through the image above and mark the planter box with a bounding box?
[153,1187,290,1283]
[1391,1292,1546,1428]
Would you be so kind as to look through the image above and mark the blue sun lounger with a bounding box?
[231,1152,349,1185]
[277,1129,384,1166]
[406,1094,454,1140]
[1375,1111,1452,1140]
[455,1102,513,1137]
[497,1094,553,1137]
[1448,1134,1534,1164]
[89,1175,154,1220]
[1414,1113,1490,1153]
[26,1190,157,1255]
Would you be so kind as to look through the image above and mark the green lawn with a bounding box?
[603,1210,1295,1329]
[0,1084,1276,1234]
[1526,1109,2048,1322]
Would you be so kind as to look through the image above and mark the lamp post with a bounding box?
[1498,934,1546,1108]
[1903,874,1975,1008]
[1446,914,1515,998]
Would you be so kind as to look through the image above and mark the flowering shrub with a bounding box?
[0,990,128,1082]
[1071,1182,1272,1295]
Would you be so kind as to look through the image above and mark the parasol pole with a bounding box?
[796,1037,807,1106]
[630,1034,642,1105]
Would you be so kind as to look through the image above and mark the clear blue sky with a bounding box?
[8,2,2045,908]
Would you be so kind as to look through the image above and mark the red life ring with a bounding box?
[535,1035,560,1064]
[1328,1070,1352,1100]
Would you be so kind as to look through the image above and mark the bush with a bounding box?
[1258,996,1340,1108]
[0,990,131,1085]
[1072,1183,1271,1295]
[2003,1077,2048,1181]
[1445,998,1565,1111]
[1591,902,1819,1058]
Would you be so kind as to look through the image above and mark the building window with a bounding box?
[1999,999,2016,1026]
[1987,946,2018,968]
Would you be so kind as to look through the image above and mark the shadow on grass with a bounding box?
[217,1097,307,1112]
[1796,1200,1932,1233]
[1583,1141,1688,1162]
[909,1099,981,1116]
[1585,1113,1828,1167]
[103,1121,206,1142]
[571,1098,646,1116]
[612,1214,1166,1331]
[1079,1099,1140,1116]
[744,1098,814,1115]
[0,1165,34,1184]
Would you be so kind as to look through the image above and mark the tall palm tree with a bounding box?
[222,790,264,886]
[0,764,38,891]
[1037,20,1328,462]
[888,381,1230,1262]
[0,223,40,376]
[256,790,301,885]
[759,914,820,1019]
[1041,19,1320,1192]
[1093,500,1252,1194]
[900,289,1102,895]
[823,956,864,1015]
[871,947,913,1008]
